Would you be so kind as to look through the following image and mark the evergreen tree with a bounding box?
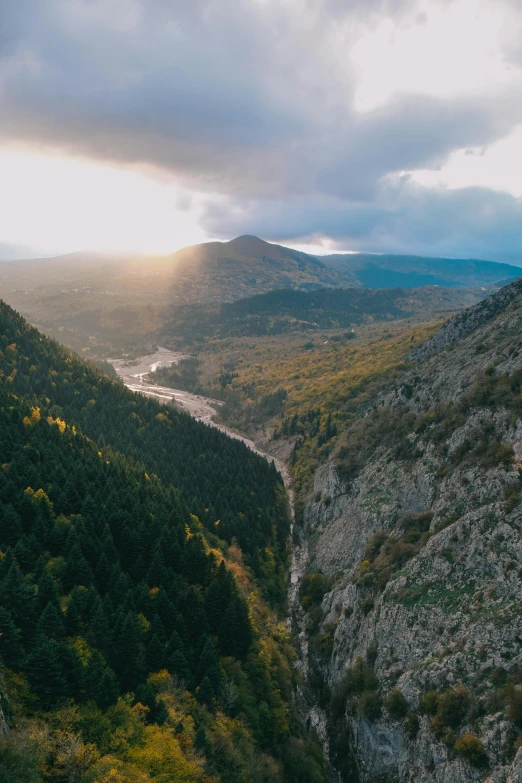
[37,570,60,610]
[26,636,67,710]
[196,675,215,709]
[63,544,93,589]
[218,598,252,659]
[0,505,22,546]
[36,602,65,641]
[94,552,112,595]
[146,634,165,673]
[96,665,120,710]
[169,650,189,682]
[113,612,143,691]
[197,636,222,688]
[87,600,112,656]
[204,579,226,634]
[0,607,24,667]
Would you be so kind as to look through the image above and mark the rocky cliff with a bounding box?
[297,279,522,782]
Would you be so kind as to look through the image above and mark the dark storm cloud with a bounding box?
[1,0,522,257]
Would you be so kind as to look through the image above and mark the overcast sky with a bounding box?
[1,0,522,260]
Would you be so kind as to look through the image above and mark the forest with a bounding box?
[160,285,483,345]
[0,301,326,783]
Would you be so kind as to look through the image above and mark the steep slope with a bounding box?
[296,279,522,782]
[322,252,522,289]
[0,300,289,601]
[0,301,327,783]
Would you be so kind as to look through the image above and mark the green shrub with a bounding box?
[359,597,374,615]
[504,687,522,728]
[437,685,471,729]
[454,732,488,767]
[330,657,379,718]
[359,690,383,722]
[385,688,409,720]
[420,691,439,716]
[405,711,419,738]
[300,572,333,610]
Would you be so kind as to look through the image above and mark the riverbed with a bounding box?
[109,347,289,473]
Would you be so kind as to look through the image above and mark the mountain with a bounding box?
[1,237,519,359]
[292,278,522,781]
[166,235,352,302]
[160,285,489,345]
[0,237,350,357]
[0,301,326,783]
[321,251,522,289]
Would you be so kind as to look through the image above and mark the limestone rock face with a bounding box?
[298,280,522,782]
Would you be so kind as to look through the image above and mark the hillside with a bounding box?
[293,279,522,781]
[165,236,351,302]
[3,237,517,360]
[0,237,349,357]
[160,285,487,345]
[322,252,522,289]
[0,301,326,783]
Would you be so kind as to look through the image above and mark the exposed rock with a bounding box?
[296,280,522,782]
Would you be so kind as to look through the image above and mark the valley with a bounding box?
[4,3,522,780]
[110,348,283,467]
[2,237,522,783]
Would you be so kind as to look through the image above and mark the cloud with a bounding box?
[201,182,522,262]
[1,0,522,257]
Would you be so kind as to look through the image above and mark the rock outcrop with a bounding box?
[297,280,522,782]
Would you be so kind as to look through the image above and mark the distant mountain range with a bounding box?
[0,235,520,356]
[321,251,522,288]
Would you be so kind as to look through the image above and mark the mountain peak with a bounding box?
[227,234,268,246]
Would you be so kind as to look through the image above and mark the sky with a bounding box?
[1,0,522,261]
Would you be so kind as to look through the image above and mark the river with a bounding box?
[109,347,290,477]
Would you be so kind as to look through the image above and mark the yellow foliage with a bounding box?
[125,724,208,783]
[47,415,67,433]
[146,670,172,692]
[87,756,152,782]
[137,613,151,634]
[35,727,100,781]
[71,636,93,667]
[105,700,146,756]
[131,703,150,723]
[23,406,41,426]
[24,487,52,507]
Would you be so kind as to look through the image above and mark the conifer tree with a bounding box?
[37,570,60,610]
[196,675,215,709]
[94,552,112,595]
[36,602,66,641]
[96,665,120,710]
[0,607,24,667]
[63,544,93,589]
[0,506,22,547]
[146,634,165,673]
[26,636,67,710]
